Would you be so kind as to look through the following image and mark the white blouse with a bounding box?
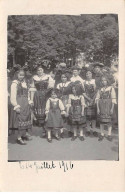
[10,80,33,110]
[45,98,65,114]
[57,81,70,89]
[30,74,55,92]
[96,86,117,104]
[84,79,96,90]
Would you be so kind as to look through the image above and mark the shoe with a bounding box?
[56,136,61,141]
[93,131,98,137]
[106,136,113,141]
[68,131,73,137]
[79,136,85,141]
[71,136,77,141]
[60,133,65,138]
[22,136,32,141]
[85,131,91,137]
[17,139,27,145]
[98,135,104,141]
[47,138,52,143]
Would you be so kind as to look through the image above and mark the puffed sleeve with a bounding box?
[111,87,117,104]
[56,83,60,89]
[59,99,65,111]
[10,81,20,110]
[48,75,55,88]
[29,77,37,92]
[67,94,72,108]
[45,99,50,114]
[80,95,86,107]
[95,89,100,103]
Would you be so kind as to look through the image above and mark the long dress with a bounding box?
[9,80,32,131]
[68,94,86,127]
[84,79,97,120]
[45,98,65,129]
[96,86,117,124]
[31,74,55,126]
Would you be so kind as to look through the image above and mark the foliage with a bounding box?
[8,14,118,69]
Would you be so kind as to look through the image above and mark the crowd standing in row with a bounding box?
[8,62,118,145]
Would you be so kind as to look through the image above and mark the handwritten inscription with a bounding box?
[19,161,74,173]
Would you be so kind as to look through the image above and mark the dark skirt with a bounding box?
[46,109,63,129]
[98,99,112,124]
[68,106,86,127]
[33,91,46,125]
[9,96,32,130]
[85,105,96,121]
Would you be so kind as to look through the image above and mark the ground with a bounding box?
[8,126,119,161]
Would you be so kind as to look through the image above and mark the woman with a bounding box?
[83,69,98,137]
[9,68,33,145]
[30,66,55,133]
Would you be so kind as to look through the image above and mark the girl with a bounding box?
[96,75,117,141]
[83,69,98,137]
[67,82,86,141]
[30,66,55,136]
[57,73,71,137]
[9,69,33,145]
[45,89,66,143]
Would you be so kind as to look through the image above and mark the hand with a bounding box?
[81,112,84,116]
[110,108,114,115]
[45,116,48,122]
[30,103,34,108]
[16,108,20,114]
[65,113,69,117]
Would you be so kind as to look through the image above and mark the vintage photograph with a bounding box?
[7,14,119,161]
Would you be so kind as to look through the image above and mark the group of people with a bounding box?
[8,61,118,145]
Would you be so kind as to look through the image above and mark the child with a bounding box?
[9,69,33,145]
[83,69,98,137]
[67,82,86,141]
[57,73,71,137]
[45,89,66,143]
[96,75,117,141]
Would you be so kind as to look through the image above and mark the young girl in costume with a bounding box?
[57,73,70,137]
[9,69,33,145]
[45,89,66,143]
[67,82,86,141]
[83,69,98,137]
[96,75,117,141]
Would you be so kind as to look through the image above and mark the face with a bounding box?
[37,67,44,76]
[101,77,108,86]
[72,87,76,95]
[94,66,100,73]
[51,91,57,99]
[86,71,92,79]
[73,69,79,76]
[61,74,67,83]
[17,71,25,81]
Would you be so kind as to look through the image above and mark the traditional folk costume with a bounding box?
[70,75,85,89]
[84,79,97,121]
[45,98,65,129]
[96,85,117,141]
[96,86,116,124]
[57,81,71,136]
[30,74,55,126]
[9,80,32,134]
[68,94,86,127]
